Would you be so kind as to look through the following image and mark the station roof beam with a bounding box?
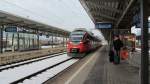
[79,0,140,40]
[0,10,70,36]
[80,0,132,26]
[116,0,136,27]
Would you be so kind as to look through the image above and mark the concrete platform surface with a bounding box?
[84,46,140,84]
[45,46,144,84]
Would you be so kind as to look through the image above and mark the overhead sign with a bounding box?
[134,21,150,28]
[132,11,140,28]
[95,22,112,29]
[132,11,150,28]
[5,26,17,32]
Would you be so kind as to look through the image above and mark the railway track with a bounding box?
[13,58,78,84]
[0,52,66,72]
[0,54,78,84]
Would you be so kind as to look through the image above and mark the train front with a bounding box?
[67,31,87,57]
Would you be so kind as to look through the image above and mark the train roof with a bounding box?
[73,28,101,42]
[73,28,93,35]
[73,28,87,32]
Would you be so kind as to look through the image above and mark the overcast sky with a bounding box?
[0,0,105,39]
[0,0,95,31]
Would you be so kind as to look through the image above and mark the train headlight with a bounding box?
[79,42,83,44]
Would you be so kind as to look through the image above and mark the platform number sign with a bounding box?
[5,26,17,32]
[95,22,112,29]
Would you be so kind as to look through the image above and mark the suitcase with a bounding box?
[114,53,120,64]
[120,49,129,60]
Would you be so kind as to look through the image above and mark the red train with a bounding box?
[67,28,101,57]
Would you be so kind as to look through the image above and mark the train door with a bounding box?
[86,35,92,51]
[82,34,89,51]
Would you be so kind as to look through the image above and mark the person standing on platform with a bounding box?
[113,35,123,64]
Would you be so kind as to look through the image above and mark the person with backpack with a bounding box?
[113,35,124,64]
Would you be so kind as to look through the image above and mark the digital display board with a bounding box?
[5,26,17,32]
[95,22,112,29]
[132,11,150,28]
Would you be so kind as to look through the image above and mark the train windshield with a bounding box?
[70,35,83,42]
[70,31,85,42]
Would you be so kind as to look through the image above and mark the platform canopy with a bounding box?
[80,0,150,40]
[0,10,70,36]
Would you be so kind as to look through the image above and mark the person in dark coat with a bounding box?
[113,35,123,64]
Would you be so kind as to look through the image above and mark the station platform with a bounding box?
[44,46,149,84]
[83,46,139,84]
[65,46,140,84]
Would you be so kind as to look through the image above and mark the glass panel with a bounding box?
[70,35,83,42]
